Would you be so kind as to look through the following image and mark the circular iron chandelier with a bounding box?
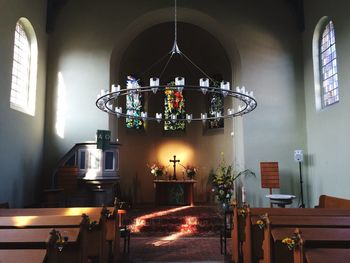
[96,0,257,123]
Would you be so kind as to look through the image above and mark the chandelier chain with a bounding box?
[175,0,177,45]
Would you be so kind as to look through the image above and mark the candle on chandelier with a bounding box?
[111,84,120,92]
[175,77,185,86]
[150,77,160,86]
[186,114,192,123]
[199,78,209,87]
[141,112,148,120]
[220,81,230,90]
[115,107,122,114]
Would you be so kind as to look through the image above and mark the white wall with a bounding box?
[0,0,47,207]
[303,0,350,206]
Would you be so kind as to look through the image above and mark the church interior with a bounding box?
[1,0,350,262]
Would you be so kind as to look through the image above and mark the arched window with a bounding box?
[319,20,339,108]
[10,18,38,116]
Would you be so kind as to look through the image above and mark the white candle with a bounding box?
[242,186,246,203]
[150,77,159,87]
[199,78,209,87]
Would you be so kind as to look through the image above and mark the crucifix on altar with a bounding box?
[169,155,180,180]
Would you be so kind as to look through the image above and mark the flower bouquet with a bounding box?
[148,163,166,178]
[210,153,255,208]
[183,165,197,179]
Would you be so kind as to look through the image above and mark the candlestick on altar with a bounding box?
[169,155,180,180]
[242,186,246,204]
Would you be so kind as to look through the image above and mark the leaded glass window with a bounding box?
[164,83,185,131]
[126,76,144,129]
[10,18,37,116]
[320,20,339,108]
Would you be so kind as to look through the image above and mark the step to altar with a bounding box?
[124,205,224,237]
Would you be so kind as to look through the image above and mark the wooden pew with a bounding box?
[261,215,350,263]
[272,228,350,263]
[232,206,350,263]
[0,249,47,263]
[0,207,119,263]
[0,227,83,262]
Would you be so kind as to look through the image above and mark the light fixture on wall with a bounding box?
[96,0,257,123]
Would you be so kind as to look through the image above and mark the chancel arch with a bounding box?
[110,20,243,205]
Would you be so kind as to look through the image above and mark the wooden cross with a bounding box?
[169,155,180,180]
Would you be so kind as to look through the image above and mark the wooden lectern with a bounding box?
[260,162,280,195]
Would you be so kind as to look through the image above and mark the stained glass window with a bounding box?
[164,83,185,131]
[320,20,339,108]
[208,92,224,129]
[126,76,144,129]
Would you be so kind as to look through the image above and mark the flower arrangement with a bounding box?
[210,155,237,207]
[256,219,265,229]
[237,208,247,218]
[148,163,167,177]
[282,237,296,250]
[210,153,254,206]
[50,229,68,252]
[181,164,197,179]
[256,213,268,229]
[282,229,302,251]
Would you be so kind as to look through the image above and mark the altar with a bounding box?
[154,180,196,206]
